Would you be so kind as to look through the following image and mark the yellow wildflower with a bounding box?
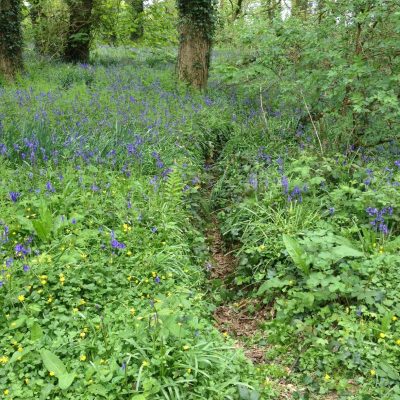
[59,274,65,284]
[392,316,398,321]
[49,371,55,376]
[379,333,386,339]
[80,354,87,361]
[18,346,23,352]
[142,360,149,367]
[47,296,53,304]
[183,344,190,351]
[396,339,400,346]
[130,308,136,316]
[79,299,86,305]
[324,373,330,381]
[0,355,9,364]
[80,332,86,338]
[370,369,376,376]
[18,294,25,302]
[4,389,9,395]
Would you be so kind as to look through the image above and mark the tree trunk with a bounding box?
[178,19,211,90]
[130,0,144,41]
[64,0,94,63]
[292,0,308,17]
[233,0,243,20]
[0,0,23,79]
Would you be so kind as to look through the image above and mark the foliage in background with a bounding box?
[215,0,400,147]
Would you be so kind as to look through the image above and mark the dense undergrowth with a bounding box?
[0,50,266,400]
[1,47,400,400]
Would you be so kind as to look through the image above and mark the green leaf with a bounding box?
[59,373,75,390]
[40,349,67,377]
[31,322,43,341]
[332,245,364,261]
[88,384,108,397]
[282,234,309,275]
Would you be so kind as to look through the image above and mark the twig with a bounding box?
[301,91,324,155]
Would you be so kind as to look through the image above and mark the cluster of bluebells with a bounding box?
[366,206,393,235]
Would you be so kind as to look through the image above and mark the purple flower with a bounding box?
[151,227,157,234]
[0,281,3,288]
[9,192,20,202]
[329,207,335,216]
[154,276,161,284]
[71,218,77,224]
[23,264,30,272]
[46,181,55,193]
[249,174,258,190]
[281,176,289,194]
[395,160,400,168]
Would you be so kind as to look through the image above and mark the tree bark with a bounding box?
[0,0,23,79]
[64,0,94,63]
[178,19,211,90]
[130,0,144,41]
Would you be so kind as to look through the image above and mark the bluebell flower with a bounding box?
[9,192,20,202]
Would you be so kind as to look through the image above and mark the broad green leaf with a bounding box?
[332,245,364,261]
[59,373,75,390]
[31,322,43,341]
[282,234,309,275]
[40,349,67,377]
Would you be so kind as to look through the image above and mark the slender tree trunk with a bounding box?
[177,0,214,90]
[130,0,144,41]
[0,0,23,79]
[233,0,243,20]
[64,0,94,63]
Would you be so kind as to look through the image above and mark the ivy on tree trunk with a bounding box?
[64,0,94,63]
[0,0,23,79]
[177,0,216,90]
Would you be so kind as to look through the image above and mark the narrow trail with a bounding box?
[203,158,268,364]
[203,156,303,399]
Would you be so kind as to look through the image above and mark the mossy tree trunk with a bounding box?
[130,0,144,41]
[64,0,94,63]
[0,0,23,79]
[177,0,215,90]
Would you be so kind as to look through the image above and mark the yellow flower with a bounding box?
[223,332,229,338]
[379,333,386,339]
[18,294,25,302]
[396,339,400,346]
[47,296,53,304]
[84,327,89,333]
[127,250,132,256]
[183,344,190,351]
[80,332,86,338]
[324,373,330,381]
[4,389,9,395]
[100,359,106,365]
[142,360,149,367]
[24,378,29,384]
[151,271,157,278]
[127,275,132,282]
[370,369,376,376]
[49,371,55,376]
[59,274,65,284]
[187,368,192,374]
[130,308,136,316]
[80,354,87,361]
[79,299,86,305]
[392,316,398,321]
[73,308,79,313]
[18,346,23,353]
[0,355,9,364]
